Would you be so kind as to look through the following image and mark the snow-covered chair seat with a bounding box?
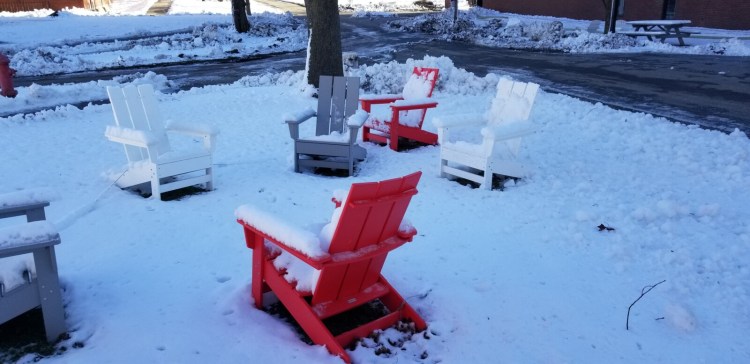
[434,78,540,190]
[235,172,426,363]
[105,84,218,200]
[285,75,367,176]
[0,190,65,342]
[360,67,439,151]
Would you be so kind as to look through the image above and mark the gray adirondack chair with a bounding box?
[0,191,65,342]
[286,76,367,176]
[105,84,218,200]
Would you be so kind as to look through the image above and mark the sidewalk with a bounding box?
[145,0,306,16]
[146,0,173,15]
[254,0,306,16]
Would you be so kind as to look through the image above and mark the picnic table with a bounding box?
[622,20,693,46]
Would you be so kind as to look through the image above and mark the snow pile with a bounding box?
[352,56,499,95]
[0,72,170,116]
[3,13,306,76]
[341,0,443,13]
[386,8,750,55]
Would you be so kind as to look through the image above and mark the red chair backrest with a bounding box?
[312,171,422,304]
[412,67,439,98]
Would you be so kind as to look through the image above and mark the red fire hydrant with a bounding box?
[0,52,18,98]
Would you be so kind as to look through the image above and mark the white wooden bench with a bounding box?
[0,191,66,342]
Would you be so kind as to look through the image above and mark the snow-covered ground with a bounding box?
[1,0,749,363]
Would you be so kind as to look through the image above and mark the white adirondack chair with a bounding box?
[105,84,218,200]
[434,78,540,190]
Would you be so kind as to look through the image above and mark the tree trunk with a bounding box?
[232,0,250,33]
[304,0,343,88]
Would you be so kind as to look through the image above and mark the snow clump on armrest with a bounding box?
[347,109,369,127]
[0,188,59,209]
[235,205,326,259]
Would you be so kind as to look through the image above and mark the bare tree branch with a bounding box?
[626,279,666,330]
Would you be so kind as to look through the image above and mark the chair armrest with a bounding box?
[0,189,57,221]
[390,98,438,112]
[283,108,317,125]
[481,121,538,141]
[331,189,349,208]
[359,94,402,103]
[0,221,60,258]
[165,121,218,137]
[104,125,159,148]
[433,113,486,130]
[347,109,369,128]
[165,121,219,152]
[284,108,317,140]
[360,94,403,112]
[235,205,330,269]
[346,110,369,144]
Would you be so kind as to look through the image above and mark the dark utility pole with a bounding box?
[607,0,621,33]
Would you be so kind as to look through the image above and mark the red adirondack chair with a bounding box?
[360,67,439,151]
[236,172,427,363]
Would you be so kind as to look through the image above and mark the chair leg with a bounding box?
[205,167,214,191]
[482,169,493,190]
[263,260,350,362]
[389,134,399,151]
[250,233,266,309]
[33,247,66,342]
[439,157,447,178]
[150,178,161,200]
[378,276,427,331]
[389,112,400,151]
[293,146,301,173]
[362,126,371,143]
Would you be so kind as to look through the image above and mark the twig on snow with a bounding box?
[626,279,666,330]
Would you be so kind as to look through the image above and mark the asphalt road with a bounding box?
[10,14,750,133]
[343,16,750,133]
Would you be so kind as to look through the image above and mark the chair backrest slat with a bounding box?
[107,86,146,162]
[316,76,334,136]
[136,84,171,154]
[343,77,360,125]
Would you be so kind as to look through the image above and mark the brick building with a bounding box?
[473,0,750,30]
[1,0,109,12]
